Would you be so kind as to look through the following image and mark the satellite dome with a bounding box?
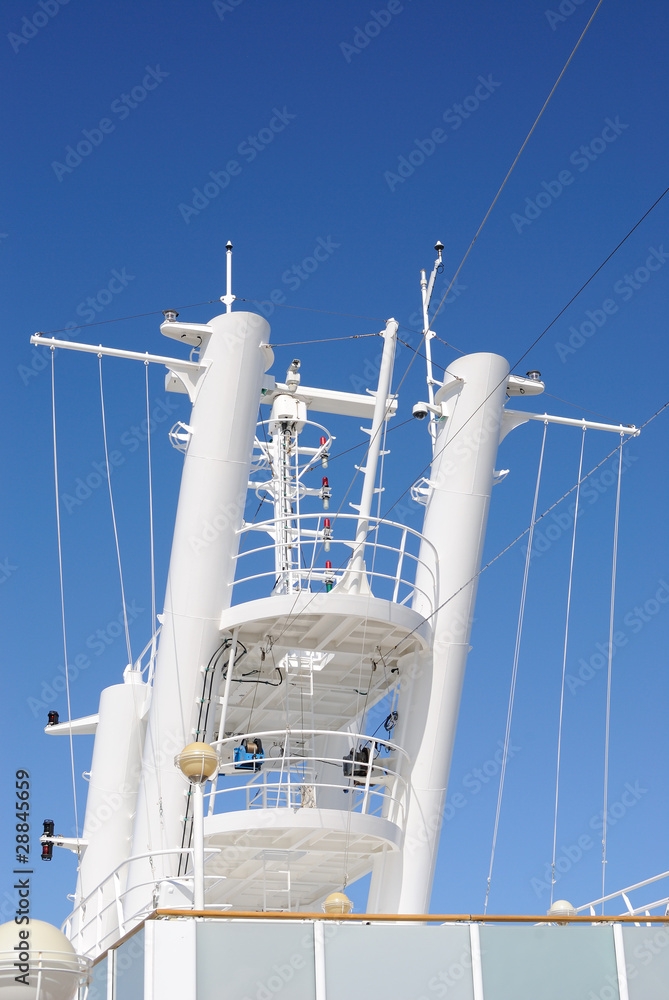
[0,920,88,1000]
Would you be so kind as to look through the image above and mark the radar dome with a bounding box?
[0,920,88,1000]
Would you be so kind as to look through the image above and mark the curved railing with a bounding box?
[61,847,223,959]
[208,728,409,827]
[233,512,437,611]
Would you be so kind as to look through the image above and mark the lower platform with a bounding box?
[199,807,401,911]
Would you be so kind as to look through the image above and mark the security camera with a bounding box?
[412,401,429,420]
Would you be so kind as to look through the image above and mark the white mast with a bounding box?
[378,351,511,912]
[344,318,397,593]
[420,241,444,450]
[124,251,272,915]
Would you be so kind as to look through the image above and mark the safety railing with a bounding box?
[208,728,409,827]
[576,869,669,919]
[61,847,222,959]
[233,512,436,610]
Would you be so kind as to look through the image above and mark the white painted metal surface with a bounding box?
[378,353,513,913]
[124,310,272,920]
[69,672,149,953]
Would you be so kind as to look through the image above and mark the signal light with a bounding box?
[41,820,54,861]
[323,517,332,552]
[320,436,329,469]
[321,477,331,510]
[47,711,59,726]
[325,560,334,593]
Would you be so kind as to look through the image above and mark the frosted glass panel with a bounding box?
[87,956,107,1000]
[114,928,145,999]
[479,925,618,1000]
[197,922,316,1000]
[324,924,474,1000]
[622,926,669,999]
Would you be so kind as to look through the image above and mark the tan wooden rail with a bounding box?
[153,908,669,923]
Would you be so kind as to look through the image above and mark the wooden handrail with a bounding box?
[153,909,669,923]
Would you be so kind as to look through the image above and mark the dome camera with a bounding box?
[413,401,429,420]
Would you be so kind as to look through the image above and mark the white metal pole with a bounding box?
[216,629,238,744]
[192,783,205,911]
[29,335,202,370]
[347,318,397,592]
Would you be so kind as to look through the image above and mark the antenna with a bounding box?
[220,239,236,312]
[420,241,445,450]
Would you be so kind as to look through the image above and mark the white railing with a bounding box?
[132,625,161,685]
[234,512,436,610]
[62,847,222,959]
[577,870,669,919]
[208,728,409,827]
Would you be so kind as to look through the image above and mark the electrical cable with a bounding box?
[98,356,133,669]
[50,350,83,874]
[550,427,586,906]
[601,438,624,910]
[375,184,669,534]
[430,0,606,328]
[145,362,157,644]
[38,299,219,336]
[484,422,548,914]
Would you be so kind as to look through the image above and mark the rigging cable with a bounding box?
[385,429,638,661]
[145,361,157,648]
[601,436,624,909]
[372,181,669,545]
[429,0,606,327]
[39,299,219,336]
[50,350,83,874]
[550,427,587,906]
[98,357,133,668]
[484,421,548,914]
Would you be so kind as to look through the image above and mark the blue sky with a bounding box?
[2,0,668,927]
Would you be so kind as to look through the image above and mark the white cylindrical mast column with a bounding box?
[70,672,148,953]
[124,311,271,919]
[378,352,510,913]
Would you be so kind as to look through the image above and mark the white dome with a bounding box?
[0,920,88,1000]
